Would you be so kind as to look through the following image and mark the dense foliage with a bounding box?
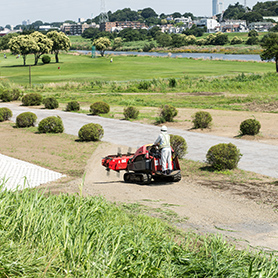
[78,123,104,141]
[158,105,178,123]
[16,112,37,127]
[240,118,261,135]
[22,93,43,106]
[192,111,213,129]
[206,143,242,170]
[260,32,278,72]
[38,116,64,133]
[42,55,51,64]
[170,134,187,158]
[43,97,59,109]
[0,88,22,102]
[123,106,139,120]
[66,100,80,111]
[90,101,110,115]
[0,107,12,121]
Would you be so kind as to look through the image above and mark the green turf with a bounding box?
[0,52,274,85]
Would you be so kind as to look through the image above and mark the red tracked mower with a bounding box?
[101,144,181,185]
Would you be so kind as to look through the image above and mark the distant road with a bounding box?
[1,103,278,179]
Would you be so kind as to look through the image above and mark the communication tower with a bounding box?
[99,0,109,23]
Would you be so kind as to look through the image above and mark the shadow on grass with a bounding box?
[199,165,217,172]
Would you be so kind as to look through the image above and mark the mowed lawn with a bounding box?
[0,52,275,84]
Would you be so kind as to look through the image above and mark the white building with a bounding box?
[197,18,220,32]
[174,16,192,27]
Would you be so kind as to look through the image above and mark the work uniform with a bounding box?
[154,131,172,173]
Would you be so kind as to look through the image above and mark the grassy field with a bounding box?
[1,184,278,277]
[1,53,277,112]
[0,52,274,85]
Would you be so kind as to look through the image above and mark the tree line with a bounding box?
[7,31,70,66]
[223,1,278,24]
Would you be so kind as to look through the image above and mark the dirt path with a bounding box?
[81,142,278,251]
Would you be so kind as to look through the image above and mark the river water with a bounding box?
[74,50,262,62]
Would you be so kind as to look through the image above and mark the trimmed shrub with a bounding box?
[168,78,177,88]
[123,106,139,120]
[0,107,12,121]
[192,111,212,129]
[0,88,22,102]
[158,105,178,123]
[42,55,51,64]
[170,134,187,158]
[0,90,12,102]
[78,123,104,141]
[16,112,37,128]
[90,102,110,115]
[38,116,64,133]
[240,118,261,135]
[22,93,43,106]
[66,101,80,111]
[43,97,59,109]
[206,143,242,171]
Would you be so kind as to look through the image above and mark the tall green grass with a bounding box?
[0,182,277,277]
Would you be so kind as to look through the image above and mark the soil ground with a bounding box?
[1,107,278,251]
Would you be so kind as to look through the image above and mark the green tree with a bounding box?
[141,7,157,19]
[223,2,246,20]
[47,31,71,63]
[156,32,172,47]
[240,11,263,24]
[30,31,53,65]
[112,37,122,50]
[0,32,19,50]
[9,35,39,66]
[260,33,278,72]
[93,37,111,56]
[248,29,259,37]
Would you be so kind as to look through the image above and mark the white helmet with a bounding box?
[161,125,167,132]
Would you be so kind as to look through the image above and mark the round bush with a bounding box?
[0,88,22,102]
[240,118,261,135]
[22,93,43,106]
[42,55,51,64]
[170,134,187,158]
[90,102,110,115]
[159,105,178,123]
[38,116,64,133]
[66,101,80,111]
[206,143,242,171]
[78,123,104,141]
[43,97,59,109]
[123,106,139,120]
[192,111,212,129]
[0,107,12,121]
[0,90,12,102]
[16,112,37,128]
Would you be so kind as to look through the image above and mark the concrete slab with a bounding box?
[0,153,64,191]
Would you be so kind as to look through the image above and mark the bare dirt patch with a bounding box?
[0,122,99,177]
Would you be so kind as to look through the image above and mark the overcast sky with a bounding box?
[1,0,263,27]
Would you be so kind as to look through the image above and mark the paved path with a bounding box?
[0,153,64,191]
[1,103,278,180]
